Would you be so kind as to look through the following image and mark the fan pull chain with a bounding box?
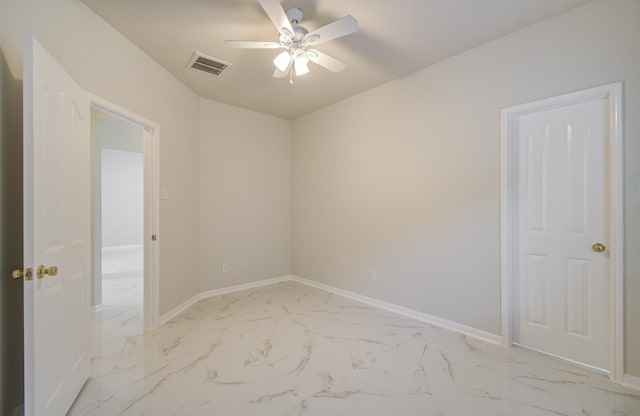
[289,67,294,85]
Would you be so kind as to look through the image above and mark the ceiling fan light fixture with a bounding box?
[273,51,291,71]
[294,51,309,76]
[295,60,309,76]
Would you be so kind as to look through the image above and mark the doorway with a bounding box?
[92,109,144,321]
[90,97,160,329]
[500,83,624,380]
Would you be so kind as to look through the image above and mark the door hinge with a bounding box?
[151,234,157,241]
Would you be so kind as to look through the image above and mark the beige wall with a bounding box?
[0,0,201,315]
[199,98,291,291]
[292,0,640,376]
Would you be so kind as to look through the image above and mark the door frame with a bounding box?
[89,94,160,328]
[499,82,624,381]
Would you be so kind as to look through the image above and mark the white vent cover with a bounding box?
[186,52,231,77]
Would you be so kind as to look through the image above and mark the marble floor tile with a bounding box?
[71,271,639,415]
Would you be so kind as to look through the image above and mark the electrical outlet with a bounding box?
[369,270,377,282]
[160,187,169,200]
[222,263,229,273]
[242,261,249,269]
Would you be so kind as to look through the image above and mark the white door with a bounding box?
[23,38,91,415]
[514,96,610,371]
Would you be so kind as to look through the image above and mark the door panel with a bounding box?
[566,125,588,232]
[526,128,549,232]
[24,37,90,416]
[515,97,609,371]
[566,258,589,336]
[43,282,65,401]
[526,254,549,327]
[43,89,64,249]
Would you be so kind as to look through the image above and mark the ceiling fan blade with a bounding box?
[307,50,346,73]
[258,0,294,38]
[305,16,358,46]
[225,40,281,49]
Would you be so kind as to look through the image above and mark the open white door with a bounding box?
[23,37,90,415]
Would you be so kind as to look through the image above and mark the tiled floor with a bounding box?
[100,245,144,318]
[70,253,639,415]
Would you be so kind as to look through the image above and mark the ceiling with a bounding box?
[80,0,591,119]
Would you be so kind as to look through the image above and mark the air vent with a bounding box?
[186,52,231,77]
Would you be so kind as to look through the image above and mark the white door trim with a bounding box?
[500,82,624,382]
[89,94,161,328]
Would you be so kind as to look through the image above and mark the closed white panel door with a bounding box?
[514,97,609,371]
[24,38,90,415]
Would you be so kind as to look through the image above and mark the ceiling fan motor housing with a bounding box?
[286,7,303,24]
[293,24,308,38]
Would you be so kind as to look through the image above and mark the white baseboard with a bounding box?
[291,275,502,346]
[197,275,292,300]
[158,275,292,325]
[622,374,640,392]
[91,304,105,313]
[102,244,144,252]
[158,273,502,346]
[158,292,202,326]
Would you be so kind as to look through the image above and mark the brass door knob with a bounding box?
[592,243,606,253]
[37,265,58,279]
[12,268,33,281]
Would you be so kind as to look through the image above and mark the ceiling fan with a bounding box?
[225,0,358,83]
